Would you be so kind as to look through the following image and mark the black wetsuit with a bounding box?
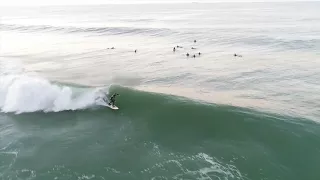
[109,94,117,106]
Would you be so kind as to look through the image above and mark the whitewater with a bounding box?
[0,60,107,114]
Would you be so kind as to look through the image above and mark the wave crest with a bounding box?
[0,75,106,113]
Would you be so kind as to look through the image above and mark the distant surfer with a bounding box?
[108,93,119,106]
[191,47,196,49]
[194,40,197,43]
[193,54,196,58]
[135,49,137,53]
[198,52,201,56]
[173,47,176,52]
[177,45,183,48]
[186,53,189,57]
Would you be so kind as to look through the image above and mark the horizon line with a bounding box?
[1,0,319,7]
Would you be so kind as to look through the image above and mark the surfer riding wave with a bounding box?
[103,93,119,106]
[107,93,119,106]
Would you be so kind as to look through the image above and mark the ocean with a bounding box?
[1,2,320,180]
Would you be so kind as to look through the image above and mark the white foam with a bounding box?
[0,74,108,113]
[0,58,110,113]
[148,152,244,180]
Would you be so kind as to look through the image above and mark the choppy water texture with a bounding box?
[1,2,320,180]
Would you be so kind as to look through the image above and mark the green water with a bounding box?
[1,86,320,180]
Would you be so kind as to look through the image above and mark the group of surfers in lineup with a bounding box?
[173,40,200,58]
[105,40,242,107]
[107,39,242,58]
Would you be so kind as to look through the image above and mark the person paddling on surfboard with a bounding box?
[109,93,119,106]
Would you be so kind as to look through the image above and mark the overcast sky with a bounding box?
[0,0,317,6]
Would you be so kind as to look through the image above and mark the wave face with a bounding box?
[113,86,320,180]
[1,83,320,180]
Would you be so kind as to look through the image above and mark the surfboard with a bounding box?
[100,103,119,110]
[107,104,119,110]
